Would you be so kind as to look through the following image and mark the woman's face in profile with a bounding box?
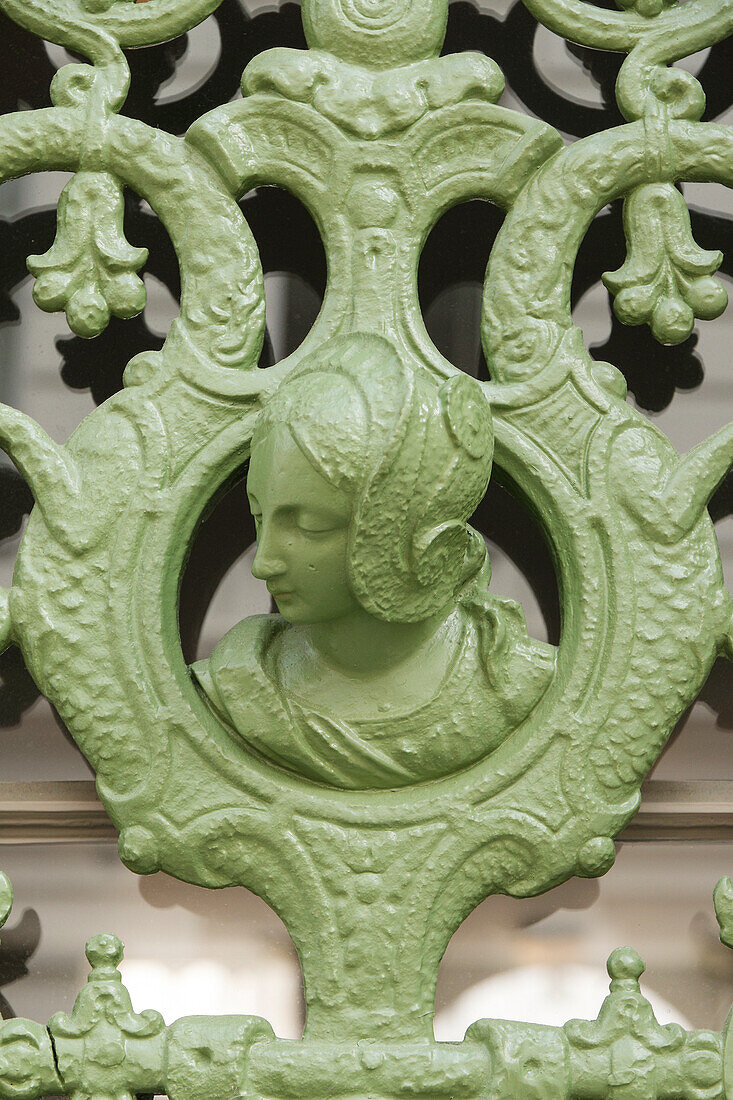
[247,424,359,625]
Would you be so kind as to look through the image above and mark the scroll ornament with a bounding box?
[1,0,733,1094]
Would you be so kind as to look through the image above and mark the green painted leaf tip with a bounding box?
[0,404,83,549]
[0,872,13,932]
[0,588,14,656]
[721,617,733,662]
[603,183,728,345]
[619,421,733,546]
[714,877,733,949]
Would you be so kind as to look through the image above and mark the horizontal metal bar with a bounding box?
[1,780,733,843]
[0,782,114,842]
[620,780,733,841]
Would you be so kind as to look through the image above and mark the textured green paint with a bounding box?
[603,182,729,343]
[0,0,733,1094]
[190,338,555,789]
[1,884,733,1097]
[27,171,148,338]
[49,935,166,1100]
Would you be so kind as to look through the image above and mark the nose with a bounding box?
[251,520,286,582]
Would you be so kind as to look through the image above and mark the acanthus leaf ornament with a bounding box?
[0,0,733,1095]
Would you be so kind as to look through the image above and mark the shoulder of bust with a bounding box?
[190,614,290,730]
[205,614,286,672]
[462,593,556,692]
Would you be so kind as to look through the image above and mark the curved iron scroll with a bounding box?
[1,0,733,1096]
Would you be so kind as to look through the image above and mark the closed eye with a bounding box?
[297,521,341,534]
[296,510,346,534]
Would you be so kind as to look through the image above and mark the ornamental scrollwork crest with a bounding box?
[1,0,733,1095]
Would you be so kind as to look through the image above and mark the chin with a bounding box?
[274,596,308,622]
[276,602,344,625]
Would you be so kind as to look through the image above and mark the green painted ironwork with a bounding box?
[0,0,733,1094]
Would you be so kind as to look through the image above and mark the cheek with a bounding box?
[300,538,350,585]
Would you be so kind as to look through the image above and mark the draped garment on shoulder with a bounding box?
[191,599,555,789]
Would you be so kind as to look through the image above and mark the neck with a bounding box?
[304,604,452,675]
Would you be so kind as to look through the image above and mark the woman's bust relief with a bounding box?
[191,334,556,789]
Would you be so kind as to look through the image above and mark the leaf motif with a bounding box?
[603,183,728,345]
[27,171,148,339]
